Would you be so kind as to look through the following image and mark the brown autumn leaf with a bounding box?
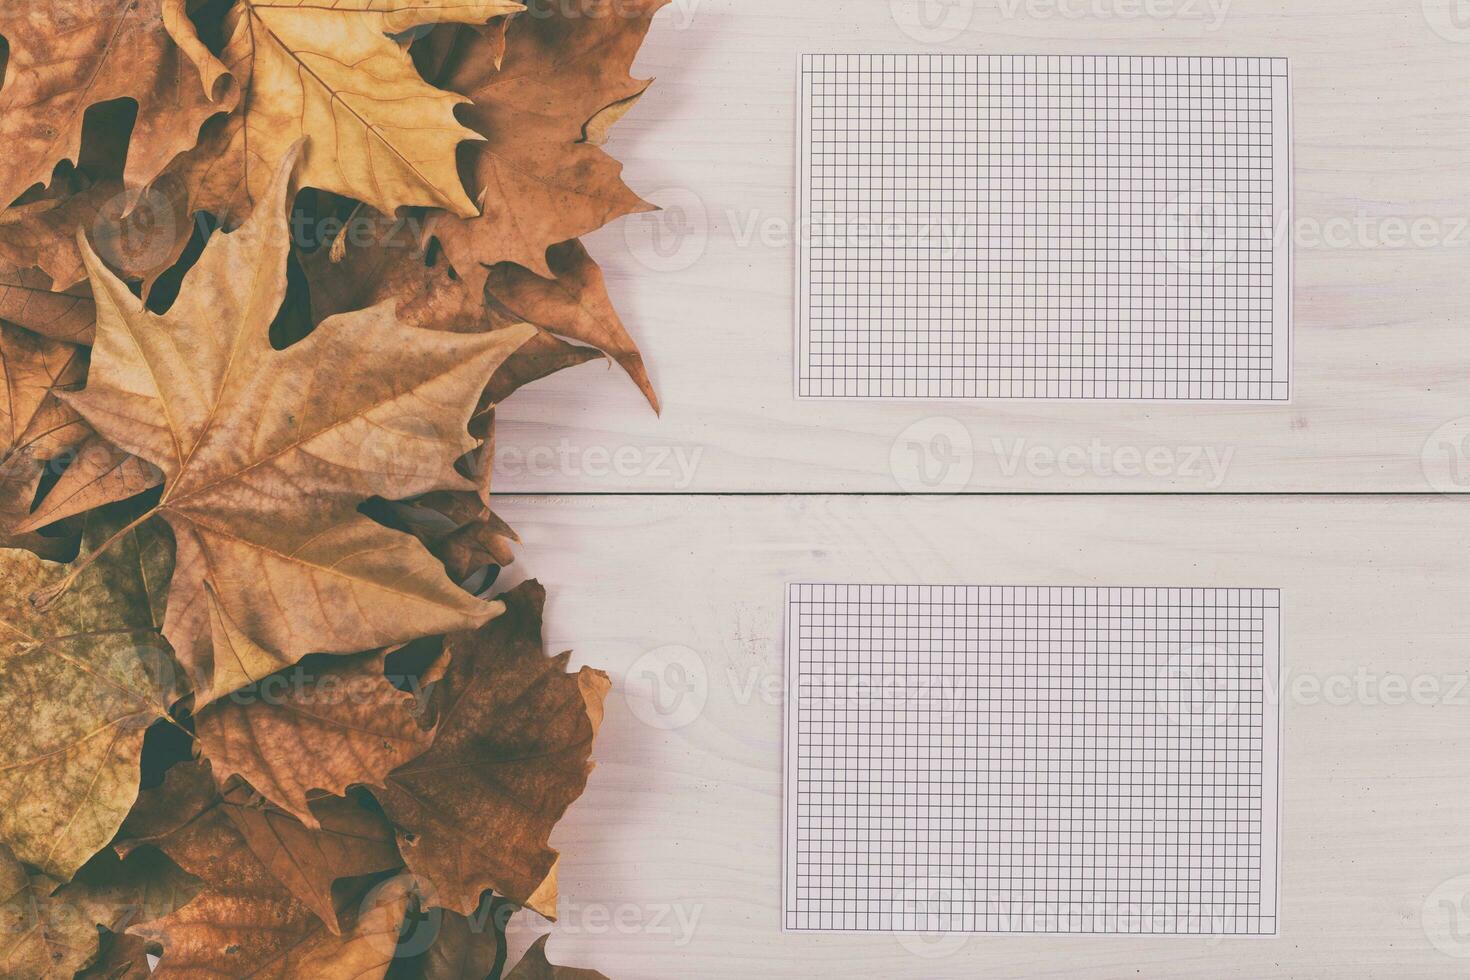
[0,322,89,557]
[382,493,520,582]
[480,332,607,409]
[0,265,95,344]
[301,212,624,575]
[164,0,523,232]
[302,220,602,521]
[113,759,221,850]
[0,172,198,294]
[121,763,411,977]
[0,0,231,211]
[118,761,403,936]
[141,874,410,979]
[17,432,164,538]
[0,844,197,979]
[0,310,163,550]
[0,6,649,976]
[59,147,537,707]
[301,214,496,336]
[0,510,180,883]
[506,935,610,980]
[484,239,659,411]
[583,88,651,148]
[75,931,157,980]
[300,211,605,402]
[370,581,610,917]
[385,889,515,980]
[79,934,158,980]
[303,210,652,411]
[224,789,403,937]
[432,0,667,282]
[390,918,609,980]
[194,650,434,828]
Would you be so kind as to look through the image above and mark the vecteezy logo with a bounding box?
[890,417,974,494]
[1156,644,1241,730]
[1423,874,1470,958]
[895,877,970,958]
[91,177,185,278]
[356,874,434,958]
[78,635,178,730]
[1422,417,1470,496]
[890,0,977,43]
[1424,0,1470,43]
[354,414,452,501]
[1154,190,1248,276]
[624,187,708,273]
[624,645,709,730]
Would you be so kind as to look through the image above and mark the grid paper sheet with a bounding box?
[783,585,1281,936]
[796,54,1292,401]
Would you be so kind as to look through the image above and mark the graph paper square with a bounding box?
[783,585,1281,936]
[796,54,1292,401]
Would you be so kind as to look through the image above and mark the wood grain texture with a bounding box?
[491,494,1470,978]
[492,0,1470,493]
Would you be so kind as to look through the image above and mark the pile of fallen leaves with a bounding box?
[0,0,666,976]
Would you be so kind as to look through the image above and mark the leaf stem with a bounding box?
[328,202,365,262]
[29,506,162,610]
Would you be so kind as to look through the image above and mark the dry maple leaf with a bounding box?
[225,790,404,937]
[16,434,164,541]
[301,215,513,339]
[0,265,95,344]
[388,899,605,980]
[57,147,537,707]
[431,0,666,282]
[304,230,611,415]
[484,239,659,412]
[382,493,522,581]
[479,332,607,410]
[75,931,158,980]
[305,212,655,411]
[412,16,512,86]
[121,760,403,936]
[0,845,197,978]
[0,322,90,558]
[370,581,610,917]
[385,890,508,980]
[385,895,604,980]
[505,935,610,980]
[0,311,165,553]
[120,762,411,977]
[0,173,198,295]
[0,0,232,211]
[583,90,649,147]
[165,0,523,231]
[0,511,181,883]
[193,650,434,828]
[302,214,638,576]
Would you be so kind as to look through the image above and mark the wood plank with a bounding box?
[493,0,1470,492]
[491,494,1470,978]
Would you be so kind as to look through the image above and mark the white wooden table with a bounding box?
[485,2,1470,976]
[494,0,1470,494]
[495,495,1470,978]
